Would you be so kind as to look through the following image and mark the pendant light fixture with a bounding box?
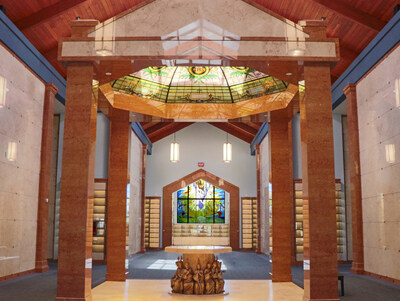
[170,132,180,163]
[223,133,232,163]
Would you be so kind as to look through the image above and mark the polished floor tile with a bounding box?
[92,279,304,301]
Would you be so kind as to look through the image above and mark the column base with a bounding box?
[106,272,128,281]
[35,260,49,273]
[271,274,292,282]
[350,262,364,274]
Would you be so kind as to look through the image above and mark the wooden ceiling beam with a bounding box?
[310,0,386,32]
[145,122,170,136]
[149,122,193,143]
[208,123,254,144]
[243,122,262,131]
[229,122,259,136]
[141,122,160,131]
[14,0,89,31]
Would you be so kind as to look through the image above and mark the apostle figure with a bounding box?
[193,261,205,295]
[182,262,195,294]
[171,257,184,293]
[204,262,215,294]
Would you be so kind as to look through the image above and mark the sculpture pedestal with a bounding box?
[165,246,232,295]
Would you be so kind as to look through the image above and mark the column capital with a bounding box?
[45,83,58,96]
[70,19,99,37]
[299,20,328,39]
[343,83,357,96]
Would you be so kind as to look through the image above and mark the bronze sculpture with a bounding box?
[171,257,184,293]
[171,256,225,295]
[193,260,205,295]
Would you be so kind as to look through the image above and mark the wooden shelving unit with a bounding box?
[144,197,160,249]
[93,180,107,261]
[241,198,258,250]
[294,179,346,261]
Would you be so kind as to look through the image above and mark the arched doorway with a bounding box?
[162,169,239,250]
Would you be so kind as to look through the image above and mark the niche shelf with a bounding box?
[241,198,258,250]
[93,179,107,262]
[294,179,346,261]
[144,197,160,249]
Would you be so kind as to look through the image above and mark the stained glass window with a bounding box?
[177,180,225,224]
[111,66,288,103]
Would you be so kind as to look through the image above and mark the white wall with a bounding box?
[356,44,400,281]
[146,123,257,198]
[0,44,45,276]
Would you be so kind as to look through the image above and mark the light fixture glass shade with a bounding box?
[223,142,232,163]
[385,144,395,163]
[7,142,17,162]
[170,142,180,162]
[0,76,6,108]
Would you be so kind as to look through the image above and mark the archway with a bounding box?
[162,169,239,250]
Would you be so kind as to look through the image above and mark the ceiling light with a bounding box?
[286,72,293,76]
[170,133,180,163]
[105,72,112,76]
[223,133,232,163]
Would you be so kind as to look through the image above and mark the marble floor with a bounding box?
[91,279,304,301]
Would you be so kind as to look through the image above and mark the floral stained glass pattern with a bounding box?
[111,66,287,103]
[177,180,225,224]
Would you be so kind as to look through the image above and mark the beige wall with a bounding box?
[128,130,143,256]
[259,134,270,254]
[357,44,400,281]
[0,44,45,277]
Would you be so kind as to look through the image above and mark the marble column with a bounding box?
[106,109,130,281]
[56,62,97,301]
[256,144,261,253]
[35,83,58,272]
[140,144,147,253]
[343,84,364,274]
[270,111,293,282]
[301,63,338,301]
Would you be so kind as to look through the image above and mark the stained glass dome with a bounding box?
[111,66,288,103]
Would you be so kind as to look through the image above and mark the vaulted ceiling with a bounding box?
[3,0,398,81]
[2,0,398,143]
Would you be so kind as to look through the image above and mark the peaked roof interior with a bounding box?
[3,0,398,143]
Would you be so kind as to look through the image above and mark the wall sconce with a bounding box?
[0,76,6,108]
[385,144,395,164]
[223,133,232,163]
[7,142,17,162]
[170,133,180,163]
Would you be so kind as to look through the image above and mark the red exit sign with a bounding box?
[198,162,205,167]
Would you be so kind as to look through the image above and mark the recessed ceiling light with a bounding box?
[286,72,293,76]
[105,72,112,76]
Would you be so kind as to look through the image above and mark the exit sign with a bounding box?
[198,162,205,167]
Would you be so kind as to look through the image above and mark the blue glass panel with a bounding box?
[214,187,225,199]
[214,199,225,223]
[177,199,188,223]
[177,187,188,199]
